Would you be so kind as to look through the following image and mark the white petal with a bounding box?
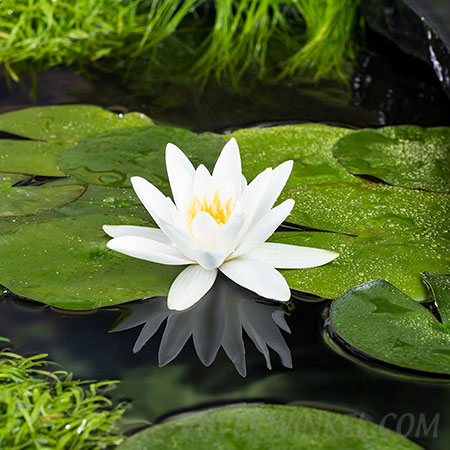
[130,176,172,225]
[192,249,226,270]
[194,164,214,200]
[166,143,195,212]
[216,207,245,255]
[157,217,198,260]
[212,138,242,198]
[102,225,171,244]
[247,160,293,229]
[246,242,339,268]
[191,211,219,250]
[240,168,271,231]
[107,236,193,265]
[167,265,218,310]
[219,257,291,301]
[233,199,294,258]
[241,174,247,193]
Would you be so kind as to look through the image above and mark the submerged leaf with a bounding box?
[329,279,450,376]
[333,126,450,193]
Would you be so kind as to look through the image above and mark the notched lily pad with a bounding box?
[0,105,153,176]
[329,279,450,376]
[230,123,361,188]
[117,405,420,450]
[0,173,85,217]
[333,126,450,193]
[57,126,226,188]
[276,183,449,300]
[422,272,450,326]
[0,214,182,310]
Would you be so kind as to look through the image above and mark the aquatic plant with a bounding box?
[104,138,338,310]
[0,338,125,449]
[0,0,361,84]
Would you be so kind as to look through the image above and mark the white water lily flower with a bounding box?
[103,138,338,310]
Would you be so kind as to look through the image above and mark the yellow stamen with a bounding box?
[186,191,234,227]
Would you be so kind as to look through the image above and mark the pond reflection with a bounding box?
[110,275,292,376]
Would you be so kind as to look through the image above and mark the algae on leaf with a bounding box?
[0,105,153,176]
[333,126,450,193]
[57,126,227,188]
[230,124,360,188]
[329,278,450,376]
[0,214,183,310]
[117,405,421,450]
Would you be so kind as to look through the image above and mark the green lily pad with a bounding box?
[117,405,420,450]
[0,174,85,217]
[0,105,153,176]
[57,185,150,220]
[0,212,63,236]
[230,124,361,188]
[333,126,450,193]
[276,183,449,300]
[329,279,450,376]
[271,231,448,301]
[57,126,227,188]
[422,272,450,326]
[0,214,182,310]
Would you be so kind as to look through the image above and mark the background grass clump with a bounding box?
[0,0,362,85]
[0,337,125,449]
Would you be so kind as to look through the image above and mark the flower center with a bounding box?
[186,191,234,227]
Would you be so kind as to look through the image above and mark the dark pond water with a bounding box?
[0,27,449,450]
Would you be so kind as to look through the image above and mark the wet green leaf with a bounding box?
[333,126,450,193]
[57,126,226,188]
[117,405,420,450]
[0,174,85,217]
[271,231,448,301]
[57,184,150,220]
[329,279,450,376]
[0,105,153,176]
[230,124,360,188]
[0,214,183,310]
[422,273,450,325]
[276,183,449,300]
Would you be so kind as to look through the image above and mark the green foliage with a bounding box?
[0,0,361,84]
[0,339,125,449]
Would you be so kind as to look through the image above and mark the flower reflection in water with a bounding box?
[110,276,292,377]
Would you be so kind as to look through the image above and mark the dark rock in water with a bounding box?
[362,0,450,98]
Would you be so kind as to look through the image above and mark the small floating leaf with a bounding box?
[0,105,153,176]
[57,126,226,188]
[329,279,450,376]
[230,123,360,188]
[0,173,85,217]
[333,126,450,193]
[0,214,182,310]
[117,405,421,450]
